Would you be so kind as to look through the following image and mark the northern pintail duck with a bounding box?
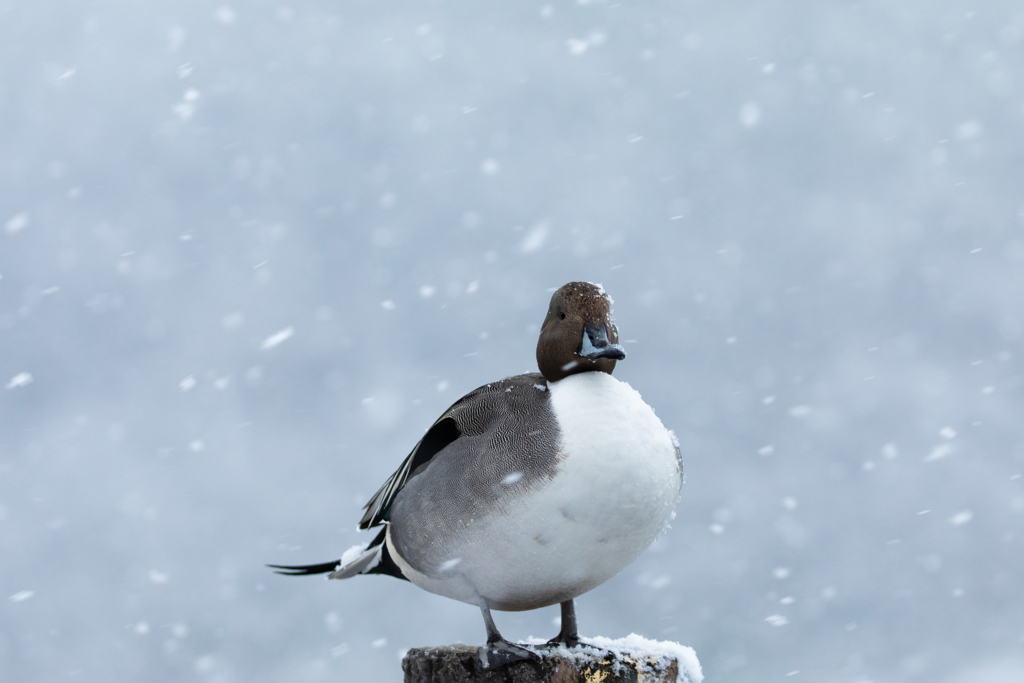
[271,282,683,668]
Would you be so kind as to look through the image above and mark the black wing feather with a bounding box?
[358,417,460,529]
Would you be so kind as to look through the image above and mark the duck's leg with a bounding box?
[544,599,580,648]
[476,603,541,669]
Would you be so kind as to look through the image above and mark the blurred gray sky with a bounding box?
[2,1,1023,681]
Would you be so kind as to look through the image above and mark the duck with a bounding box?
[270,281,683,668]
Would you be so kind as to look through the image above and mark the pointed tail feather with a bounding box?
[267,560,340,576]
[268,527,406,581]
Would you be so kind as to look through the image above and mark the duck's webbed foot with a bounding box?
[477,639,541,670]
[476,601,542,669]
[544,632,580,648]
[541,599,581,649]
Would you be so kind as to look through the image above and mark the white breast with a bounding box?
[390,372,683,611]
[546,370,682,545]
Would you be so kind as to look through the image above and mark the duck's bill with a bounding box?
[581,323,626,361]
[584,344,626,361]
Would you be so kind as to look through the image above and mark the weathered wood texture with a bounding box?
[403,645,680,683]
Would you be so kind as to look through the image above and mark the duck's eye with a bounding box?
[559,312,566,320]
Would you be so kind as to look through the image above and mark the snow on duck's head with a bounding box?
[536,281,626,383]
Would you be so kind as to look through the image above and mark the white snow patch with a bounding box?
[949,510,973,526]
[925,443,954,462]
[788,405,811,418]
[533,383,547,392]
[325,612,340,632]
[215,6,237,25]
[5,372,32,389]
[371,638,387,648]
[501,472,524,486]
[567,38,589,55]
[179,375,196,392]
[172,89,200,121]
[149,570,169,584]
[195,655,216,673]
[765,614,789,627]
[261,326,294,349]
[565,30,606,56]
[521,221,550,253]
[939,426,957,440]
[954,120,983,141]
[739,102,762,127]
[650,575,671,589]
[5,212,29,234]
[340,542,370,565]
[523,633,702,683]
[9,590,34,602]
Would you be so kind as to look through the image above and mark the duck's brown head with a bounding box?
[536,281,625,383]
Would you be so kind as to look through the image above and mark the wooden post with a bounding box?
[403,643,695,683]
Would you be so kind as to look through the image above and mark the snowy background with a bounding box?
[2,1,1024,681]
